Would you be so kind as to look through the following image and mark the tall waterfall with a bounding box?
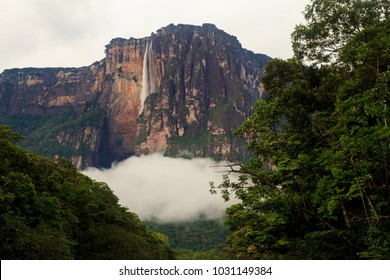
[139,41,156,116]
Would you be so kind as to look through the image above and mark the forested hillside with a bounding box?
[0,126,173,259]
[212,0,390,259]
[146,219,230,258]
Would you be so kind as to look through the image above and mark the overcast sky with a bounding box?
[0,0,310,72]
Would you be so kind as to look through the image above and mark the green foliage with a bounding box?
[174,248,230,260]
[213,0,390,259]
[0,107,105,161]
[0,126,173,259]
[292,0,389,64]
[146,219,229,251]
[146,219,231,260]
[166,131,210,157]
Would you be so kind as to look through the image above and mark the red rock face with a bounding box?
[134,24,270,161]
[100,38,145,163]
[0,24,271,168]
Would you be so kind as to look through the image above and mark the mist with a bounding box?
[82,154,239,223]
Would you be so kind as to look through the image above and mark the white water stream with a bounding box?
[139,40,156,115]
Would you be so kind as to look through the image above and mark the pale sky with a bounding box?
[0,0,310,72]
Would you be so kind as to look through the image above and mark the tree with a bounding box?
[0,126,174,259]
[213,0,390,259]
[292,0,389,64]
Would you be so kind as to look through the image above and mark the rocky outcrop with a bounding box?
[0,24,271,168]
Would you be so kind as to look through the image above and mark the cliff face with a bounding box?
[0,24,271,168]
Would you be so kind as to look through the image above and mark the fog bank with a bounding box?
[82,154,238,222]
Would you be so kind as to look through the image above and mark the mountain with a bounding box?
[0,24,271,169]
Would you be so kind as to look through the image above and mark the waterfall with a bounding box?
[139,40,156,116]
[148,41,156,94]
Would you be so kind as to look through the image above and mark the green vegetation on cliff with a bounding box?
[1,107,105,168]
[0,125,173,259]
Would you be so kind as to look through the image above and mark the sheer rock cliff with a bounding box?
[0,24,271,168]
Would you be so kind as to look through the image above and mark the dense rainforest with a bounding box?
[0,126,173,259]
[212,0,390,259]
[146,219,230,259]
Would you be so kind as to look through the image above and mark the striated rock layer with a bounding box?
[0,24,271,169]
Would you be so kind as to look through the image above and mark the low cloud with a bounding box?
[82,154,238,222]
